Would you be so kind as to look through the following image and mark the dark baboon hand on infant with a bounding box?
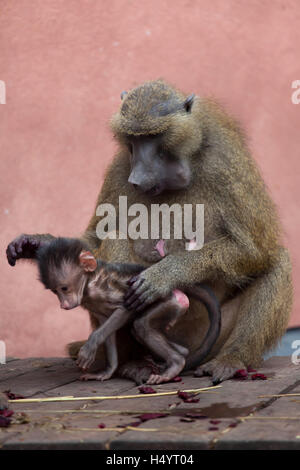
[125,267,175,312]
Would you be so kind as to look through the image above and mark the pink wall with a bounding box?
[1,0,299,357]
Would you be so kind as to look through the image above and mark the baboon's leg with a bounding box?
[195,247,292,383]
[80,333,118,381]
[66,312,105,367]
[67,312,111,373]
[132,297,188,384]
[119,297,188,385]
[168,341,189,357]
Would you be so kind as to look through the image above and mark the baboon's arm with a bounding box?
[125,234,265,312]
[6,233,55,266]
[76,307,132,370]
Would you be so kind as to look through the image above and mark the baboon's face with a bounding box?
[127,134,191,196]
[48,263,86,310]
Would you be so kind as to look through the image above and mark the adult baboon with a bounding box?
[6,79,292,384]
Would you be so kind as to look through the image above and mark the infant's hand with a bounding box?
[76,343,96,371]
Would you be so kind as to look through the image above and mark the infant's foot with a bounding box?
[80,370,114,381]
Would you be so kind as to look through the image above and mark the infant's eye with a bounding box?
[61,286,68,292]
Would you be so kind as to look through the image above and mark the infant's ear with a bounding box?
[79,251,97,272]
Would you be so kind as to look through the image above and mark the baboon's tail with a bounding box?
[184,284,221,370]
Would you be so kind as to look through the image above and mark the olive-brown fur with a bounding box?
[81,79,292,382]
[7,79,293,384]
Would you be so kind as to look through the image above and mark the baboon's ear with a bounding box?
[121,91,128,100]
[79,251,97,272]
[184,94,195,112]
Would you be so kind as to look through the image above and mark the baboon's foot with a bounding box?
[146,371,179,385]
[194,357,245,384]
[80,369,115,382]
[118,360,162,385]
[147,356,185,385]
[146,374,167,385]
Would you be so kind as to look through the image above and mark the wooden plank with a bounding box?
[5,357,19,363]
[1,364,138,450]
[216,380,300,450]
[111,357,300,450]
[0,357,72,382]
[0,358,79,397]
[1,356,300,450]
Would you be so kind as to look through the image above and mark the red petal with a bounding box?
[4,390,24,400]
[251,373,267,380]
[170,376,182,383]
[0,409,14,418]
[177,391,199,403]
[233,369,248,379]
[138,386,156,394]
[177,391,189,400]
[185,397,200,403]
[98,423,106,429]
[208,426,219,431]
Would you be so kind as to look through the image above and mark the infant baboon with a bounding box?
[36,237,221,384]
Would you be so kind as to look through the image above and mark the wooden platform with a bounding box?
[1,356,300,450]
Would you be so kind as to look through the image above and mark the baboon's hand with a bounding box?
[124,265,173,312]
[76,343,96,371]
[6,234,41,266]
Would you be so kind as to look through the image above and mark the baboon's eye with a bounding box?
[61,286,68,292]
